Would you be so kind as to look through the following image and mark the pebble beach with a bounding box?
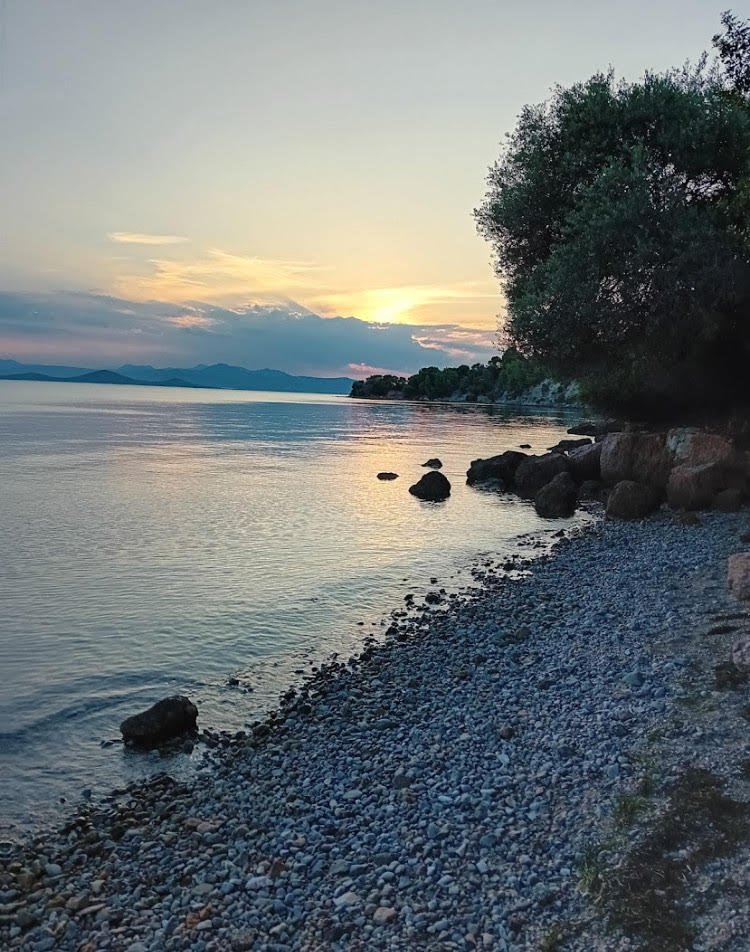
[3,508,750,951]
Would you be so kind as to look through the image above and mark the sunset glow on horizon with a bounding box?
[0,0,729,374]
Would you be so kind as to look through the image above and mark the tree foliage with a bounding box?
[350,349,551,401]
[475,14,750,415]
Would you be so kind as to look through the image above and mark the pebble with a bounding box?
[5,511,747,952]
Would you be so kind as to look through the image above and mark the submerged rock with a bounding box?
[422,458,443,469]
[120,695,198,747]
[409,471,451,501]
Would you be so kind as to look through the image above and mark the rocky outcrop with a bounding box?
[377,472,399,480]
[606,480,660,520]
[466,451,525,486]
[421,458,443,469]
[600,433,672,489]
[514,453,570,497]
[567,441,602,482]
[120,696,198,748]
[409,471,451,501]
[534,472,578,518]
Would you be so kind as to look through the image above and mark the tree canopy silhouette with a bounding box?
[475,13,750,415]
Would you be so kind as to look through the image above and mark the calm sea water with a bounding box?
[0,381,586,836]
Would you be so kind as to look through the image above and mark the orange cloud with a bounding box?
[108,232,189,246]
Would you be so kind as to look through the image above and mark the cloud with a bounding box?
[107,232,190,246]
[114,249,330,304]
[0,291,497,376]
[107,244,498,331]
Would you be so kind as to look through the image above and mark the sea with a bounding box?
[0,380,589,838]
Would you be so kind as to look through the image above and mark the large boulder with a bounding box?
[666,428,735,467]
[567,441,603,482]
[534,472,578,518]
[466,450,526,486]
[600,432,671,489]
[409,471,451,501]
[606,480,660,520]
[120,695,198,748]
[514,453,570,497]
[666,462,729,510]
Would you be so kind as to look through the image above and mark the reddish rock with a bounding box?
[534,472,578,518]
[666,462,728,510]
[666,428,735,466]
[605,480,660,520]
[567,441,602,481]
[728,553,750,601]
[514,453,570,497]
[600,433,671,488]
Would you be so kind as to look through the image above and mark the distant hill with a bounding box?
[0,369,200,388]
[117,363,354,393]
[0,359,355,394]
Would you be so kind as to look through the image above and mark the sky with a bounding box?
[0,0,733,376]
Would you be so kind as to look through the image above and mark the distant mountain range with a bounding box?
[0,360,355,394]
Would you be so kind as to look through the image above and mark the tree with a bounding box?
[714,10,750,96]
[475,16,750,415]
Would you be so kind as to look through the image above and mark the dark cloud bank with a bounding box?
[0,291,495,377]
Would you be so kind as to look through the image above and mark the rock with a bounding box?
[731,636,750,673]
[534,472,578,518]
[547,437,592,454]
[666,428,735,467]
[713,488,744,512]
[376,472,399,480]
[422,458,443,469]
[120,695,198,747]
[667,462,728,511]
[519,443,531,449]
[333,891,360,909]
[514,453,570,498]
[466,451,526,486]
[728,553,750,601]
[675,511,701,526]
[567,420,623,437]
[600,432,671,488]
[409,471,451,501]
[372,906,397,924]
[567,442,603,482]
[606,481,660,520]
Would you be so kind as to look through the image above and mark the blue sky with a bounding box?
[0,0,732,374]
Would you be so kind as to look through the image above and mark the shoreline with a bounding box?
[4,509,750,950]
